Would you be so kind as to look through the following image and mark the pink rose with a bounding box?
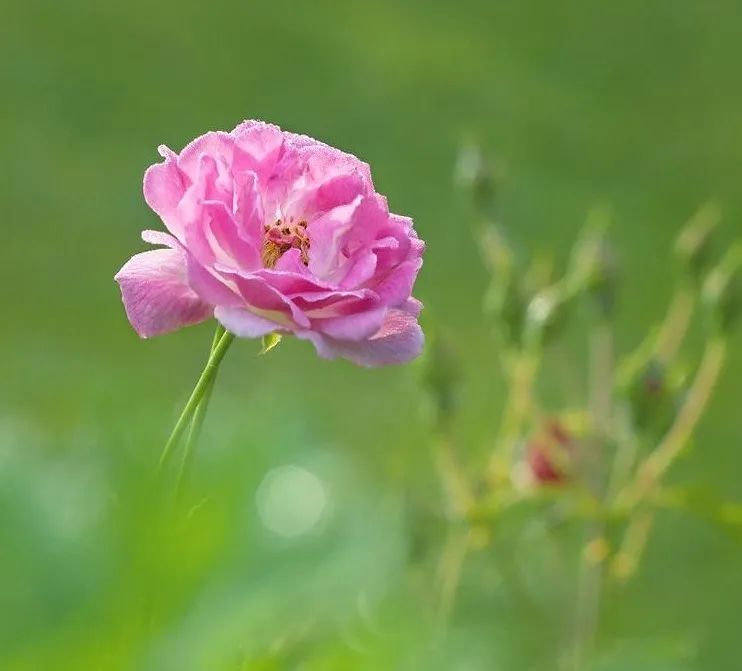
[115,121,424,366]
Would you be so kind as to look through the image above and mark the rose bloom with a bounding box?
[115,121,424,366]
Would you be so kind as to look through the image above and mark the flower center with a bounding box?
[261,217,310,269]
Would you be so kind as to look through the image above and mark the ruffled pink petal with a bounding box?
[231,122,304,206]
[400,297,423,317]
[115,248,212,338]
[254,264,332,296]
[214,266,311,329]
[177,131,235,181]
[286,171,369,220]
[307,197,363,280]
[371,257,424,307]
[186,256,243,307]
[141,229,180,249]
[202,200,261,271]
[231,121,284,169]
[232,170,264,243]
[287,132,374,189]
[299,306,424,367]
[312,307,387,341]
[291,288,375,310]
[143,146,188,238]
[337,251,378,289]
[214,305,283,338]
[271,248,314,276]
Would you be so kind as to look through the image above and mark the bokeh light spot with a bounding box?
[256,465,328,537]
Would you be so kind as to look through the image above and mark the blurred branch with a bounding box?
[435,436,476,519]
[486,343,541,486]
[654,286,695,365]
[611,508,655,582]
[616,336,727,510]
[571,316,614,671]
[435,527,472,631]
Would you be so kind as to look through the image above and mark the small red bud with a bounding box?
[525,419,574,486]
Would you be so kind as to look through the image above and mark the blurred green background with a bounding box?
[2,1,741,669]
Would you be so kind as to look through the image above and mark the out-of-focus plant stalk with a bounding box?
[487,342,541,485]
[609,281,696,498]
[611,508,655,581]
[654,285,695,364]
[616,336,727,510]
[435,527,473,630]
[435,437,475,519]
[571,316,613,671]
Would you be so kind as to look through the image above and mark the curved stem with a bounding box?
[487,344,541,485]
[654,285,695,365]
[616,336,726,509]
[157,328,235,475]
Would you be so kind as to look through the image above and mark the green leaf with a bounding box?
[259,333,282,355]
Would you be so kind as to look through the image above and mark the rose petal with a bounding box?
[143,146,188,238]
[306,197,363,280]
[299,307,424,367]
[202,200,261,270]
[115,248,212,338]
[312,306,387,341]
[232,170,264,242]
[371,257,423,306]
[186,255,242,307]
[214,266,311,329]
[177,131,235,180]
[214,305,284,338]
[141,229,180,249]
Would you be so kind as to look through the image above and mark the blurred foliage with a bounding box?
[2,0,742,669]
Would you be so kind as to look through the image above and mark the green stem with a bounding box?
[654,284,695,365]
[175,324,225,498]
[571,318,613,671]
[157,328,235,475]
[486,341,541,485]
[616,336,726,510]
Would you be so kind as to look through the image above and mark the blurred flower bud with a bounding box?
[524,282,575,346]
[523,419,575,486]
[625,359,681,436]
[478,224,513,278]
[420,329,461,430]
[568,210,618,318]
[674,203,720,282]
[455,141,504,219]
[702,242,742,333]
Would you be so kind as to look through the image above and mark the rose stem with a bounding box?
[174,323,226,499]
[157,326,234,476]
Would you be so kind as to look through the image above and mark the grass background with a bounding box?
[2,1,741,668]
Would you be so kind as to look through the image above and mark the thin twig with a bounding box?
[571,319,613,671]
[435,528,471,631]
[611,509,655,582]
[435,436,476,519]
[654,285,695,365]
[616,337,727,509]
[487,345,541,484]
